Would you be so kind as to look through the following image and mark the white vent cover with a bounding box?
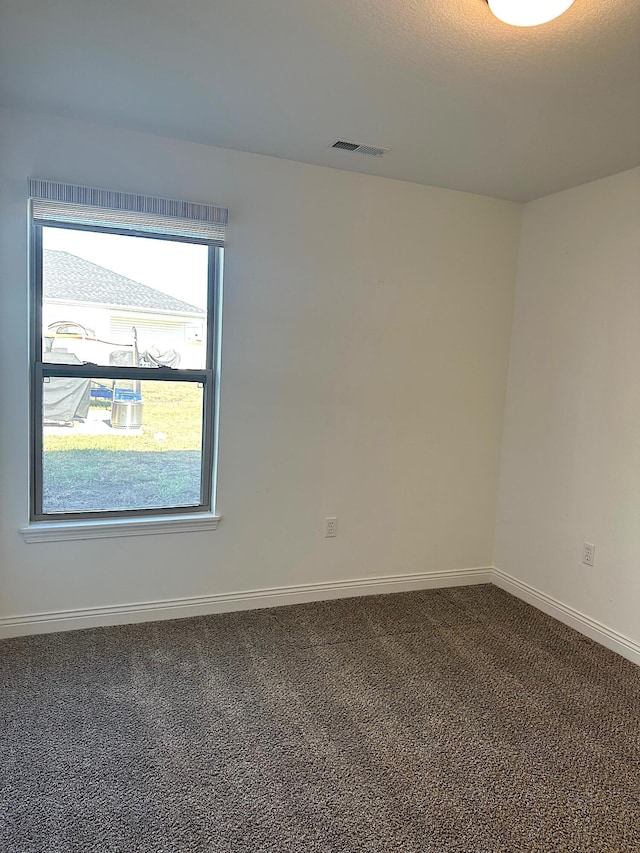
[331,139,390,157]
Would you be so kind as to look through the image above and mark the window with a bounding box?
[28,180,227,524]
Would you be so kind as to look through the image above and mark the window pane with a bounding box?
[41,379,205,514]
[42,227,209,369]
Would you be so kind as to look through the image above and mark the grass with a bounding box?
[44,382,203,452]
[42,451,202,513]
[43,382,204,512]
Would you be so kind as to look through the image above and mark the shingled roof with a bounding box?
[43,249,205,315]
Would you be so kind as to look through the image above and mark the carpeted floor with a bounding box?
[1,585,639,852]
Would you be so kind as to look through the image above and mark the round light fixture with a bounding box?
[487,0,576,27]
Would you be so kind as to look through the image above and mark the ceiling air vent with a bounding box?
[331,139,390,157]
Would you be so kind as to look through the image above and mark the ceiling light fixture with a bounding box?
[486,0,575,27]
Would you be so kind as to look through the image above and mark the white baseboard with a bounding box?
[4,565,637,667]
[493,567,640,667]
[0,567,492,639]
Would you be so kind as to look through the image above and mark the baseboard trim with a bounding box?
[0,567,492,639]
[5,565,636,665]
[492,567,640,667]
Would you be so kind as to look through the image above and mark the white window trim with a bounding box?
[20,513,221,543]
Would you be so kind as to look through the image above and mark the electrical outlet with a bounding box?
[583,541,595,566]
[324,517,337,538]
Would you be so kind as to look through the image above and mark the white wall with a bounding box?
[495,166,640,647]
[0,109,520,629]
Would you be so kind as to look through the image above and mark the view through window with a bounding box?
[34,224,220,519]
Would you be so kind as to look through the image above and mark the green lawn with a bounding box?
[44,381,203,452]
[42,450,202,513]
[43,382,204,513]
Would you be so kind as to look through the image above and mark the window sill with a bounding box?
[20,513,221,543]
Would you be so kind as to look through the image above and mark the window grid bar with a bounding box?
[40,364,211,383]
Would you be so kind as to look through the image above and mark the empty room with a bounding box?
[0,0,639,850]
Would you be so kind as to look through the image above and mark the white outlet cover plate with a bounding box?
[325,517,337,538]
[583,542,595,566]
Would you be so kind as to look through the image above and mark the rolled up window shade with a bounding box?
[29,179,228,244]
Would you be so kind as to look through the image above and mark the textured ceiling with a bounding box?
[1,0,639,200]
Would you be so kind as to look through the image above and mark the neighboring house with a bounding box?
[42,249,206,368]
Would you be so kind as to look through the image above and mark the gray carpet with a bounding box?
[1,585,639,852]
